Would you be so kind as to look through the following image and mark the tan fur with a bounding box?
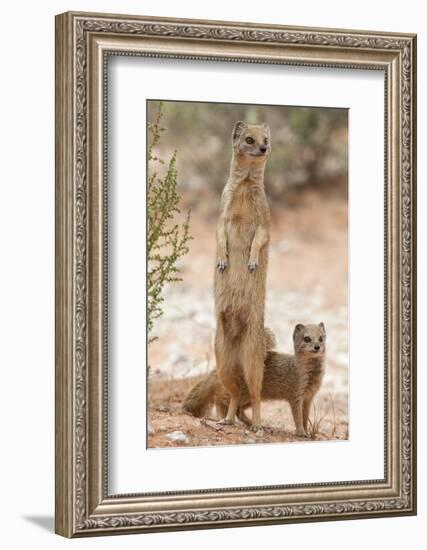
[183,327,276,419]
[214,121,271,430]
[183,323,326,437]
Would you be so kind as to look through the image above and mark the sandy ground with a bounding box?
[148,189,349,448]
[148,376,348,448]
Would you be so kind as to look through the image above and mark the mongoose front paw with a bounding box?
[296,429,308,438]
[217,259,228,272]
[248,259,258,272]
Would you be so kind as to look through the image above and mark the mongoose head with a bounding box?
[232,121,271,162]
[293,323,326,357]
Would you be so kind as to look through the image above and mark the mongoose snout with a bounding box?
[295,322,326,356]
[233,121,271,161]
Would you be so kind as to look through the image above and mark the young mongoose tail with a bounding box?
[182,328,276,419]
[183,323,326,437]
[214,121,271,431]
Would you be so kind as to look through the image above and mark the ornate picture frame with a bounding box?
[55,11,417,537]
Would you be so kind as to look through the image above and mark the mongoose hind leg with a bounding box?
[237,407,252,426]
[303,396,313,433]
[215,319,241,425]
[241,337,265,432]
[219,392,240,425]
[290,399,307,437]
[215,397,228,420]
[216,358,241,426]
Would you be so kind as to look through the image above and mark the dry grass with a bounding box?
[307,393,339,439]
[307,399,326,439]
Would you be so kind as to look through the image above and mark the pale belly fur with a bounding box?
[214,220,268,319]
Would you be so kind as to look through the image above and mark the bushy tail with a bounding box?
[182,370,218,417]
[264,327,276,352]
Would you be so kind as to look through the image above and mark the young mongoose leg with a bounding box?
[291,400,307,437]
[216,222,228,272]
[303,396,312,433]
[248,225,269,271]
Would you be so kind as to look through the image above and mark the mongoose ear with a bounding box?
[319,322,326,333]
[293,323,305,340]
[232,121,247,144]
[263,123,271,136]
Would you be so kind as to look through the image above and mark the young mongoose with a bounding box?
[214,121,271,431]
[183,323,326,437]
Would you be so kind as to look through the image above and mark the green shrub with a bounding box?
[147,102,191,343]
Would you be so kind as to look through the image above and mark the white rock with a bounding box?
[166,430,189,443]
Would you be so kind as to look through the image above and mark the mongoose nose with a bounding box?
[314,343,320,351]
[259,146,267,153]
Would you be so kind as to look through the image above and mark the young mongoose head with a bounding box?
[232,121,271,162]
[293,323,326,358]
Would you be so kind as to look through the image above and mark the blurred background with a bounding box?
[147,99,349,447]
[150,100,348,202]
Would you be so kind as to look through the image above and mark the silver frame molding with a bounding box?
[55,11,417,537]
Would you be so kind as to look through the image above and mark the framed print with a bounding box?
[55,11,417,537]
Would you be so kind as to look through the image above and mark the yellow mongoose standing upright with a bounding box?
[183,323,327,437]
[214,121,271,431]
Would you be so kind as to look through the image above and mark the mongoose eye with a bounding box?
[245,137,254,144]
[304,336,311,343]
[319,336,323,343]
[264,138,269,145]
